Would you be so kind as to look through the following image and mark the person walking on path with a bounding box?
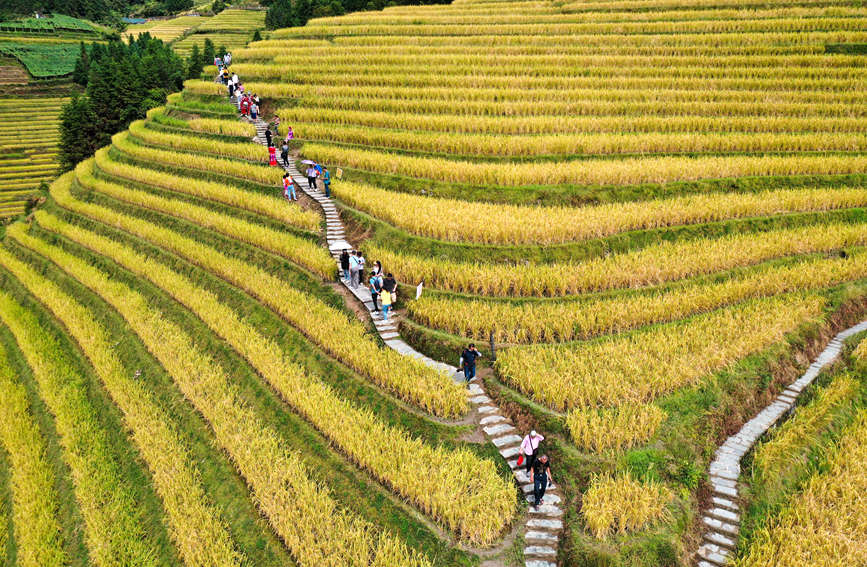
[280,141,289,166]
[369,270,382,312]
[357,250,366,273]
[349,251,361,288]
[460,343,481,383]
[305,165,318,190]
[282,173,297,201]
[382,272,396,294]
[381,288,393,321]
[322,165,331,198]
[231,72,239,85]
[372,260,382,276]
[340,250,350,281]
[250,102,259,120]
[530,454,553,509]
[519,430,544,474]
[225,52,232,66]
[264,127,272,147]
[285,126,294,142]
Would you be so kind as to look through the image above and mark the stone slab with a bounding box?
[527,518,563,530]
[483,423,515,436]
[492,434,522,448]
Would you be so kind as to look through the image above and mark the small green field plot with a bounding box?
[0,14,99,34]
[0,97,66,215]
[0,43,80,78]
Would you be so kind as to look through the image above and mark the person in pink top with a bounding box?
[520,430,544,474]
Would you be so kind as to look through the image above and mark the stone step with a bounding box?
[527,493,561,505]
[704,531,736,550]
[525,531,558,543]
[711,496,738,512]
[527,518,563,531]
[528,503,563,517]
[524,560,556,567]
[524,545,556,558]
[702,516,738,537]
[708,507,739,524]
[492,434,522,448]
[479,414,506,425]
[482,423,514,436]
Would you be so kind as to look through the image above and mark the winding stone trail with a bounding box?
[242,113,563,565]
[696,320,867,567]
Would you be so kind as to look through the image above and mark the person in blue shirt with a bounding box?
[460,344,481,384]
[322,166,331,198]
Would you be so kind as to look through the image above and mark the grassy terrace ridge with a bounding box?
[3,0,867,565]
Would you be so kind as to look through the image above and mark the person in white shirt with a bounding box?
[520,430,544,474]
[305,166,319,189]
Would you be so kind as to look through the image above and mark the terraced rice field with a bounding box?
[123,15,211,42]
[172,9,266,56]
[181,0,867,563]
[0,97,65,217]
[2,0,867,566]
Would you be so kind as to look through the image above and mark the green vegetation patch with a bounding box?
[0,43,80,78]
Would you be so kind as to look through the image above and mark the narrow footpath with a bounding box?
[241,115,564,566]
[696,319,867,567]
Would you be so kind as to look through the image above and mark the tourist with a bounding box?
[305,164,318,189]
[382,272,396,293]
[460,343,481,383]
[369,270,382,312]
[372,260,382,276]
[280,141,289,166]
[282,173,296,201]
[530,454,553,509]
[381,288,393,320]
[227,81,234,97]
[340,249,351,281]
[357,250,366,274]
[221,67,229,84]
[231,72,239,85]
[285,126,294,142]
[264,127,272,147]
[349,251,361,288]
[322,165,331,198]
[250,102,259,120]
[519,430,545,474]
[225,51,232,66]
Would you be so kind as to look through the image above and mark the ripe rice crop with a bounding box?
[52,177,467,417]
[566,404,667,453]
[273,17,865,38]
[737,409,867,567]
[367,222,867,297]
[91,149,321,232]
[582,472,673,539]
[281,107,866,136]
[129,120,266,163]
[242,64,861,92]
[0,286,161,567]
[753,374,858,491]
[0,231,245,567]
[495,295,825,411]
[113,131,278,188]
[300,143,867,187]
[29,212,514,545]
[3,202,431,567]
[295,122,866,156]
[0,340,65,567]
[334,181,867,245]
[407,251,867,343]
[187,117,257,138]
[312,6,862,25]
[81,160,334,277]
[853,337,867,361]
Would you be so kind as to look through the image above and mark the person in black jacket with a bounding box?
[264,127,272,147]
[460,344,481,383]
[340,250,350,281]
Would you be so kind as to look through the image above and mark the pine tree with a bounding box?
[202,38,216,69]
[265,0,293,29]
[71,41,90,86]
[59,95,99,171]
[187,43,202,79]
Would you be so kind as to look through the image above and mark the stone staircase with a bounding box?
[276,141,565,567]
[696,320,867,567]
